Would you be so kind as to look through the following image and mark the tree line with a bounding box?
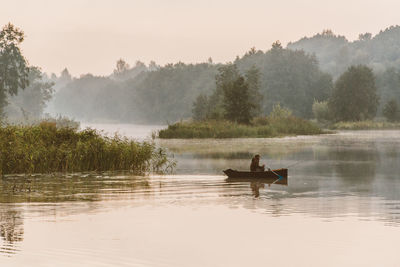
[1,23,400,124]
[50,34,399,124]
[50,43,335,123]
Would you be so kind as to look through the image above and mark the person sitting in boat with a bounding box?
[250,154,265,172]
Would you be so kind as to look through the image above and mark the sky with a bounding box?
[1,0,400,76]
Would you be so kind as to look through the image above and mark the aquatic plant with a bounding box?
[0,123,175,175]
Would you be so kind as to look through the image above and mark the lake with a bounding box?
[1,124,399,267]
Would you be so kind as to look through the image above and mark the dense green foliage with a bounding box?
[383,99,400,122]
[245,65,263,116]
[50,45,332,122]
[376,68,400,114]
[0,24,391,126]
[48,26,400,124]
[0,23,30,117]
[194,64,261,124]
[0,123,174,175]
[329,65,379,121]
[288,27,400,115]
[235,45,333,117]
[222,75,253,123]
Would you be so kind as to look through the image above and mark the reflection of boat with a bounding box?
[225,176,288,186]
[223,168,288,179]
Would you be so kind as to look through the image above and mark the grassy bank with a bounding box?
[330,120,400,130]
[0,122,174,175]
[158,117,323,139]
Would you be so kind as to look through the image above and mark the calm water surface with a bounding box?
[1,125,400,266]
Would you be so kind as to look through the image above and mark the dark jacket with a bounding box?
[250,158,263,172]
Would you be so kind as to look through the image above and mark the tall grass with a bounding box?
[158,116,323,139]
[0,122,175,175]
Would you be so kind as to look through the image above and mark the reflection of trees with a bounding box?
[159,138,310,160]
[0,173,151,203]
[0,172,153,256]
[373,143,400,203]
[193,152,253,159]
[0,207,23,255]
[329,146,379,186]
[162,139,311,175]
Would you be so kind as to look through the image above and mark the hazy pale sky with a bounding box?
[1,0,400,76]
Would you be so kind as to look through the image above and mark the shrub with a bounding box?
[383,99,400,122]
[270,103,292,119]
[312,100,331,122]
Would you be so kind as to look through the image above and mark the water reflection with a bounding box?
[226,177,288,198]
[1,130,400,263]
[0,173,151,203]
[0,207,23,256]
[0,173,153,254]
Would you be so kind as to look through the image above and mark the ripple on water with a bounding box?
[1,129,400,266]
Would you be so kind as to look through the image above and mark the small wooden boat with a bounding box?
[223,168,288,179]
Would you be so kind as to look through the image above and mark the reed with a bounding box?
[0,122,175,175]
[158,117,323,139]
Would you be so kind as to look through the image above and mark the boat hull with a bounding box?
[225,176,288,185]
[223,168,288,179]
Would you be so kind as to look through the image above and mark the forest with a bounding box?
[3,25,400,125]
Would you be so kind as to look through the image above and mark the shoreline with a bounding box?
[158,119,324,139]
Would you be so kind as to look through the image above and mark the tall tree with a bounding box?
[222,76,254,124]
[329,65,379,121]
[207,64,242,120]
[215,64,256,124]
[245,65,262,116]
[271,40,283,50]
[191,64,263,123]
[114,58,130,75]
[59,68,72,83]
[0,23,30,117]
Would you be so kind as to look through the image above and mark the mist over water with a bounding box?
[38,25,400,126]
[1,125,399,266]
[3,5,400,266]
